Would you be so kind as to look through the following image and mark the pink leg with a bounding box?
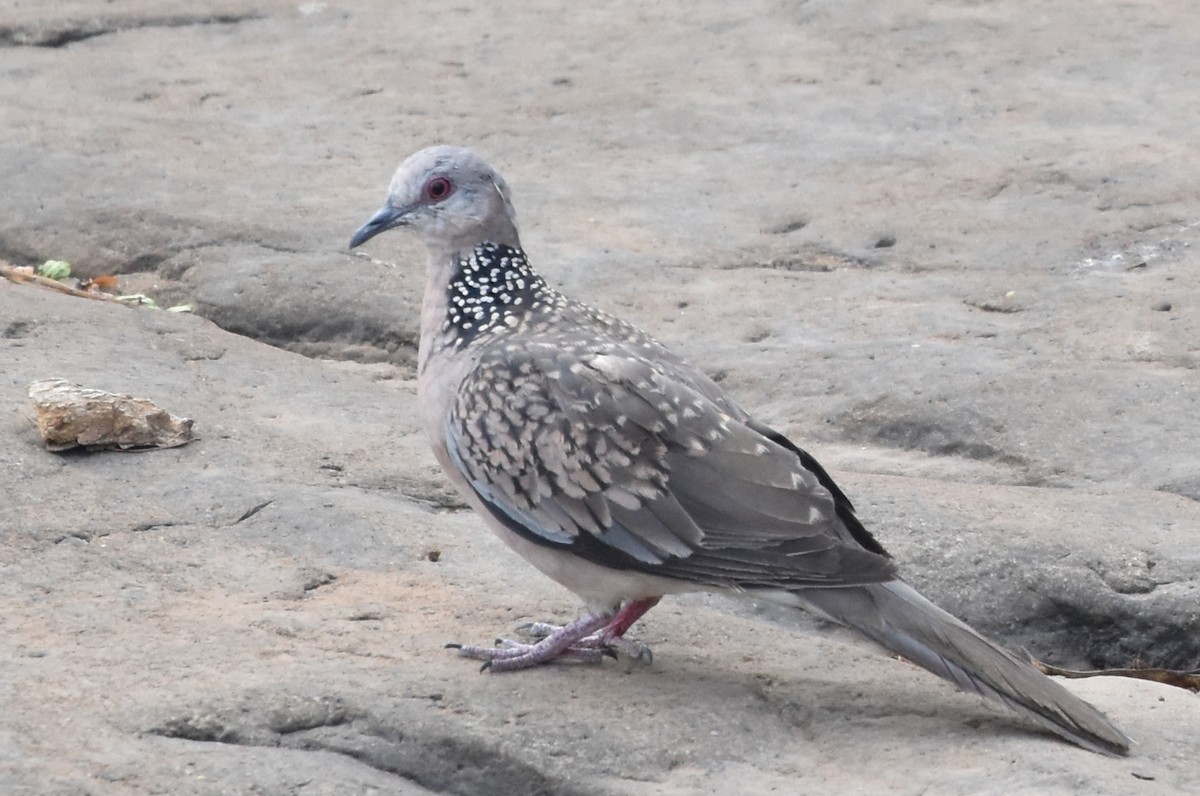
[587,596,661,662]
[599,597,661,641]
[451,611,615,672]
[450,597,664,671]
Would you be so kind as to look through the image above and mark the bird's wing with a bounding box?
[447,338,895,589]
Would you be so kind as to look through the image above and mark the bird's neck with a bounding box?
[421,241,558,364]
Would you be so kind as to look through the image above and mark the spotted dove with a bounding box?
[349,145,1131,755]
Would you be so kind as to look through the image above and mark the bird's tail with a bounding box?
[776,580,1131,755]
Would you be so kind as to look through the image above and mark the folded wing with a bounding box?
[447,338,896,589]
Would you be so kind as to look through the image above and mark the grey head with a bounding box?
[349,145,520,255]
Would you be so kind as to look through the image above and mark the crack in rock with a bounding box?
[233,500,274,525]
[148,699,601,796]
[0,13,264,48]
[722,246,877,272]
[285,720,601,796]
[132,520,184,533]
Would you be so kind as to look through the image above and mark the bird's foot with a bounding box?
[519,621,653,664]
[449,612,614,672]
[448,597,663,672]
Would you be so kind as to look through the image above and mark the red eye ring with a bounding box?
[424,176,453,202]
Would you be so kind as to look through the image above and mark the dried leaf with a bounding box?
[80,274,120,292]
[28,379,195,452]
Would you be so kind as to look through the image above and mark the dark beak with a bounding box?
[349,204,409,249]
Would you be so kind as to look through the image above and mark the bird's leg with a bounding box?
[451,611,615,672]
[450,597,664,671]
[519,597,662,663]
[600,596,661,639]
[583,596,661,661]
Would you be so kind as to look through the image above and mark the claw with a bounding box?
[445,642,463,650]
[447,602,660,671]
[606,636,654,664]
[520,621,562,639]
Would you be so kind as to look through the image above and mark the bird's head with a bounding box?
[349,145,519,254]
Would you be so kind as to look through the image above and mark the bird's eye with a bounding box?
[424,176,454,202]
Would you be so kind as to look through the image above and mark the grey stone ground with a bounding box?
[2,1,1198,793]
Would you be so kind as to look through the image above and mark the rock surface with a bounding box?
[2,0,1198,793]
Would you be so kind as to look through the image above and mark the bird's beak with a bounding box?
[349,203,409,249]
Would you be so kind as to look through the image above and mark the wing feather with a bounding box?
[447,336,895,588]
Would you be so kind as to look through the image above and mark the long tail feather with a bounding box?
[779,580,1132,755]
